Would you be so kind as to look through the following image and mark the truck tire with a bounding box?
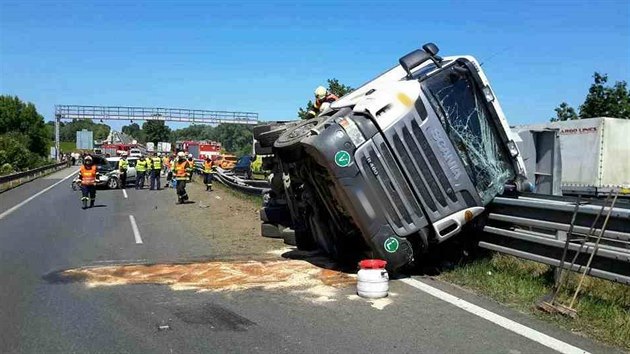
[257,126,287,148]
[274,118,322,162]
[253,124,274,138]
[254,142,273,156]
[282,228,296,246]
[261,223,283,239]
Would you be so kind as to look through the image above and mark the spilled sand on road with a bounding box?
[62,259,358,303]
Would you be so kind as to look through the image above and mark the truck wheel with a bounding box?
[261,223,283,239]
[274,118,322,162]
[107,177,119,189]
[282,228,296,246]
[258,126,288,148]
[254,142,273,156]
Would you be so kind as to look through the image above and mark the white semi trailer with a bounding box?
[516,117,629,196]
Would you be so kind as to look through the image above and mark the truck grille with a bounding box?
[356,141,426,236]
[385,117,459,215]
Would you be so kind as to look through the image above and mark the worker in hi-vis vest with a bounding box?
[150,152,162,190]
[78,155,98,209]
[135,155,148,189]
[203,156,214,191]
[173,152,190,204]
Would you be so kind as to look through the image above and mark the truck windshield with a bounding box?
[422,63,514,204]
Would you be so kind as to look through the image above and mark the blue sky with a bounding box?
[1,0,628,131]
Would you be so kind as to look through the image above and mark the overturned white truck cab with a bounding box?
[259,43,528,270]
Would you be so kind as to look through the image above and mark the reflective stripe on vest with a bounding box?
[203,161,212,173]
[174,161,189,180]
[80,165,97,185]
[152,157,162,169]
[136,160,147,172]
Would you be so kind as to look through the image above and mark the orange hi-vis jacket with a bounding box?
[79,165,97,186]
[203,161,213,173]
[174,160,190,180]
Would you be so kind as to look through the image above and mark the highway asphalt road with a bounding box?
[0,168,620,354]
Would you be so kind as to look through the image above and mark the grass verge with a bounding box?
[202,177,263,206]
[439,253,630,350]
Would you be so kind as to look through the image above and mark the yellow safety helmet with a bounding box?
[314,86,327,100]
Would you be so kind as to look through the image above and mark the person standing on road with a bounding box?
[203,156,214,191]
[135,155,148,189]
[162,154,170,176]
[118,153,129,189]
[150,152,162,190]
[173,152,190,204]
[78,155,98,209]
[144,155,153,186]
[306,86,339,118]
[187,153,195,182]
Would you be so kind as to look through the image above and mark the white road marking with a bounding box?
[129,215,143,244]
[122,189,128,199]
[400,278,589,354]
[0,170,78,220]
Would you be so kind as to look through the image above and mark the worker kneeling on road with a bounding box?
[78,155,98,209]
[173,152,190,204]
[135,155,147,189]
[203,156,213,191]
[150,152,162,190]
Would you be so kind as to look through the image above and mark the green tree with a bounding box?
[0,95,49,156]
[550,102,579,122]
[142,120,171,145]
[298,79,354,119]
[59,119,111,141]
[210,124,253,156]
[122,123,145,143]
[579,73,630,119]
[0,133,47,174]
[171,124,215,141]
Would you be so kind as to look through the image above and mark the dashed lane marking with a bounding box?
[400,278,589,354]
[129,215,143,244]
[122,189,128,199]
[0,169,78,221]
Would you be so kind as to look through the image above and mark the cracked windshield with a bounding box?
[423,64,515,204]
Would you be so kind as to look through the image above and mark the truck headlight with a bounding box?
[337,116,365,147]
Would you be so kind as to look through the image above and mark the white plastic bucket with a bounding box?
[357,259,389,299]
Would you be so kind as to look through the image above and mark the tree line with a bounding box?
[121,120,254,157]
[551,72,629,121]
[0,96,51,174]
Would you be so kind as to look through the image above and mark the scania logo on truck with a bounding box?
[430,129,462,180]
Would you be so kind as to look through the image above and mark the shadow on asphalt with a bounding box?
[280,249,359,274]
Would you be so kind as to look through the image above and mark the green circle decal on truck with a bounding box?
[334,150,351,167]
[384,237,399,253]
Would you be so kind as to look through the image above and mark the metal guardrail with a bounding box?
[0,162,69,192]
[213,169,269,195]
[481,195,630,284]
